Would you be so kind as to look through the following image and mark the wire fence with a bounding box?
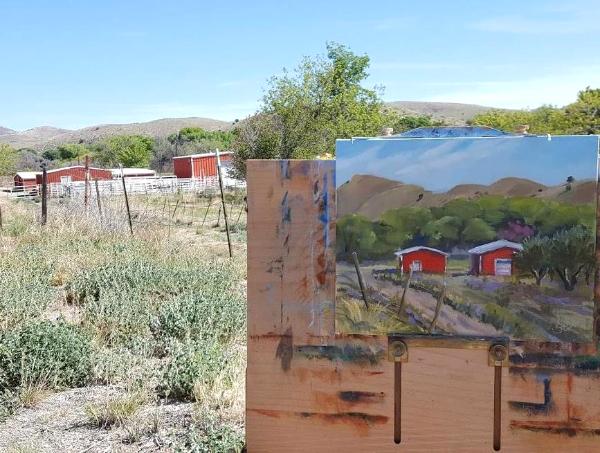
[5,175,245,199]
[7,178,248,240]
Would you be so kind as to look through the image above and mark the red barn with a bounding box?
[35,166,113,185]
[172,152,232,179]
[14,171,40,188]
[468,240,523,276]
[394,246,448,274]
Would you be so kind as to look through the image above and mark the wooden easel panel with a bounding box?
[246,160,600,452]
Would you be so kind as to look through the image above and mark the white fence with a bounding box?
[4,175,246,199]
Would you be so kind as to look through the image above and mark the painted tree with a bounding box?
[336,214,377,259]
[547,226,595,291]
[422,216,461,249]
[515,236,551,285]
[462,218,496,244]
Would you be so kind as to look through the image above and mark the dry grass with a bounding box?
[0,191,248,450]
[85,391,147,429]
[18,384,52,410]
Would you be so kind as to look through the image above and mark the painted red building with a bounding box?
[468,240,523,276]
[172,152,232,179]
[14,171,40,188]
[394,246,448,274]
[35,166,113,185]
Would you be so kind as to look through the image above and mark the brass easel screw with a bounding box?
[391,341,408,361]
[489,344,508,363]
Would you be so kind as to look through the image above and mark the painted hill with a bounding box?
[385,101,503,124]
[0,117,232,150]
[338,174,593,220]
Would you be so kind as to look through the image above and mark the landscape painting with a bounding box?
[336,134,599,342]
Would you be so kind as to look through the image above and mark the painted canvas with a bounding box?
[335,132,599,342]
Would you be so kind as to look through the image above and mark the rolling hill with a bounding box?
[338,174,593,220]
[385,101,503,124]
[0,117,232,150]
[0,101,504,150]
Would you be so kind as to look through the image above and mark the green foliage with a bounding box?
[380,207,432,248]
[471,87,600,134]
[176,412,245,453]
[337,195,595,260]
[422,216,461,248]
[386,112,444,133]
[44,143,87,161]
[231,42,439,177]
[158,339,225,401]
[515,236,551,285]
[547,226,595,290]
[94,135,154,167]
[565,87,600,134]
[336,214,377,258]
[0,143,18,176]
[168,127,234,150]
[0,321,92,391]
[153,292,245,345]
[462,218,496,243]
[67,257,243,348]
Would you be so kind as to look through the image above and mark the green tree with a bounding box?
[422,216,461,249]
[515,236,551,285]
[470,87,599,135]
[380,207,432,248]
[462,218,496,244]
[95,135,153,167]
[231,43,413,176]
[43,143,87,161]
[565,87,600,135]
[167,127,234,154]
[336,214,377,259]
[547,226,594,291]
[0,143,18,176]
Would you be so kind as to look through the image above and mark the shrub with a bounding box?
[175,412,245,453]
[158,340,226,401]
[152,291,245,345]
[0,321,93,391]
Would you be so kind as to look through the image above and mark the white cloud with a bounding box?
[424,66,600,109]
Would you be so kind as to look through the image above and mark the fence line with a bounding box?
[29,181,247,236]
[4,175,246,199]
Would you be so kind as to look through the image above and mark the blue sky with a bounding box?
[336,135,599,191]
[1,0,599,130]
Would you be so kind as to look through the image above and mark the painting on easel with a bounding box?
[335,129,599,342]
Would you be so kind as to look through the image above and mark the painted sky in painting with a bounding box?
[336,135,599,192]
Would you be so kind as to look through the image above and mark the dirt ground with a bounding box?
[0,387,194,452]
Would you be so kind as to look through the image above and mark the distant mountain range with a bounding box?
[338,174,595,220]
[0,126,16,136]
[385,101,502,124]
[0,101,502,150]
[0,117,232,150]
